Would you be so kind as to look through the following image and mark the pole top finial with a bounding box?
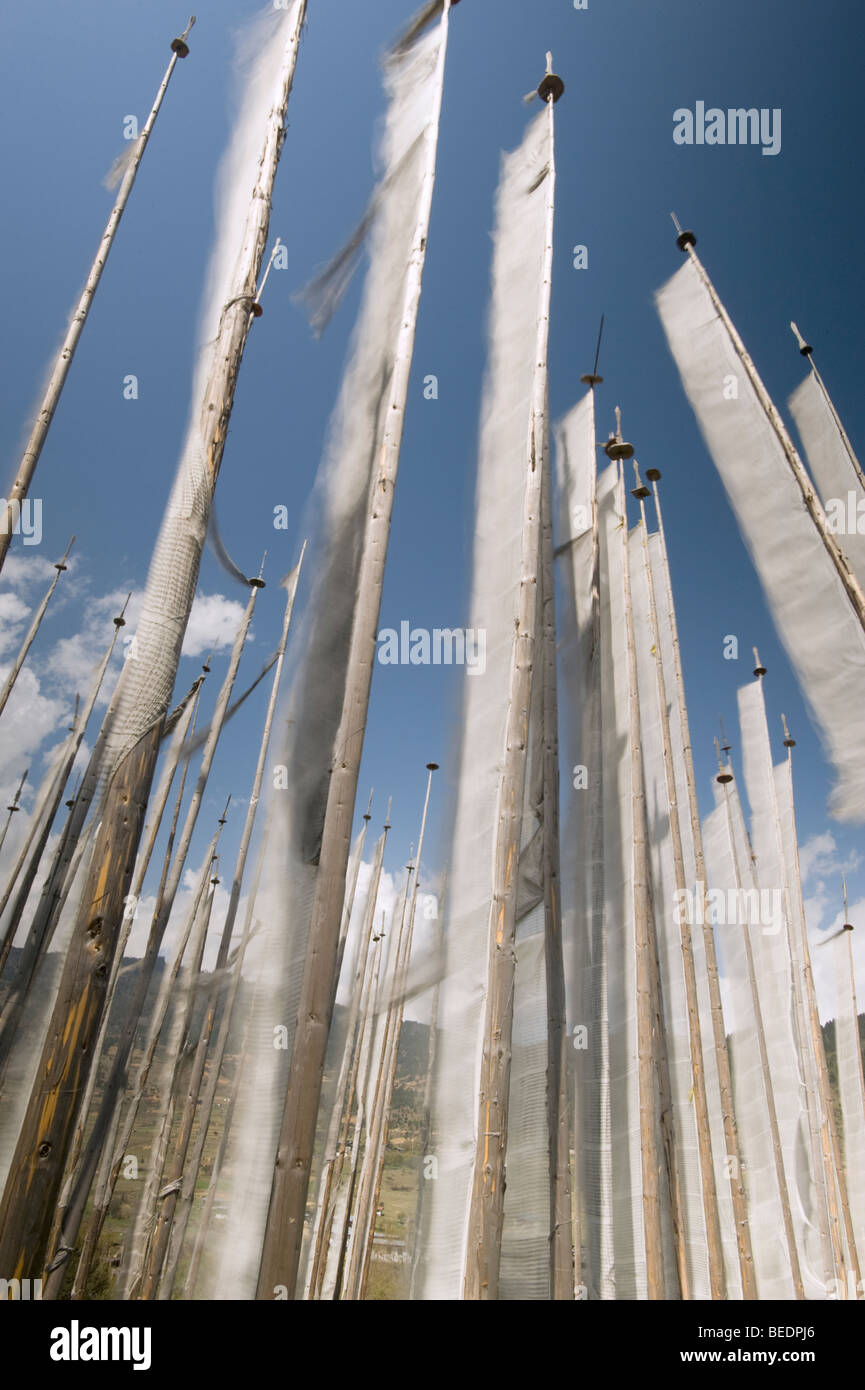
[781,713,796,748]
[790,321,813,357]
[604,406,634,460]
[171,16,195,57]
[670,211,696,252]
[753,646,767,678]
[426,761,439,772]
[581,314,605,388]
[114,592,132,628]
[631,458,650,500]
[537,52,564,103]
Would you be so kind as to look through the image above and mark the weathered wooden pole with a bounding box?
[0,769,27,858]
[634,469,726,1298]
[651,477,756,1298]
[716,746,805,1299]
[785,746,857,1292]
[66,821,226,1301]
[0,602,127,1038]
[256,2,452,1301]
[462,57,559,1303]
[0,538,74,718]
[539,421,574,1300]
[0,716,163,1281]
[0,20,195,573]
[74,847,222,1300]
[307,808,390,1299]
[671,220,865,633]
[343,860,414,1301]
[790,322,865,493]
[328,925,386,1300]
[143,563,305,1298]
[136,849,225,1300]
[615,458,666,1301]
[7,0,308,1281]
[5,576,259,1284]
[354,765,437,1300]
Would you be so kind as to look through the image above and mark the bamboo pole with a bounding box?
[5,580,259,1283]
[0,538,74,719]
[671,221,865,633]
[785,753,857,1294]
[754,677,845,1292]
[539,431,574,1299]
[307,807,390,1299]
[70,824,225,1302]
[55,693,206,1295]
[717,747,805,1299]
[0,595,133,1007]
[61,676,204,1193]
[650,478,756,1298]
[0,603,127,1044]
[5,0,308,1277]
[328,925,385,1300]
[344,859,414,1301]
[634,478,725,1298]
[790,323,865,494]
[0,21,195,573]
[354,765,437,1301]
[841,880,865,1125]
[136,850,224,1300]
[0,770,28,858]
[407,871,445,1299]
[463,59,558,1303]
[606,448,667,1299]
[182,1003,253,1298]
[0,715,164,1281]
[256,3,452,1301]
[143,563,305,1298]
[76,852,221,1300]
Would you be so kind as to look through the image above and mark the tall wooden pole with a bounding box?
[0,769,27,858]
[463,59,559,1303]
[5,0,308,1281]
[757,682,845,1292]
[256,2,452,1301]
[353,765,437,1300]
[539,428,574,1299]
[0,603,127,1041]
[651,478,756,1298]
[46,679,204,1294]
[790,323,865,494]
[634,474,726,1298]
[671,221,865,632]
[143,565,305,1298]
[784,750,857,1293]
[617,462,666,1301]
[0,21,194,572]
[0,716,163,1281]
[0,538,74,718]
[1,576,259,1282]
[717,747,805,1299]
[307,808,390,1299]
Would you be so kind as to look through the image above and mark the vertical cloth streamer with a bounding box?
[419,108,552,1300]
[656,260,865,821]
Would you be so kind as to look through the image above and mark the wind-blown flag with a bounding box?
[656,258,865,821]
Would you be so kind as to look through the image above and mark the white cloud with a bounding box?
[182,593,247,658]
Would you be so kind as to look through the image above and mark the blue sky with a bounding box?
[0,0,863,1013]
